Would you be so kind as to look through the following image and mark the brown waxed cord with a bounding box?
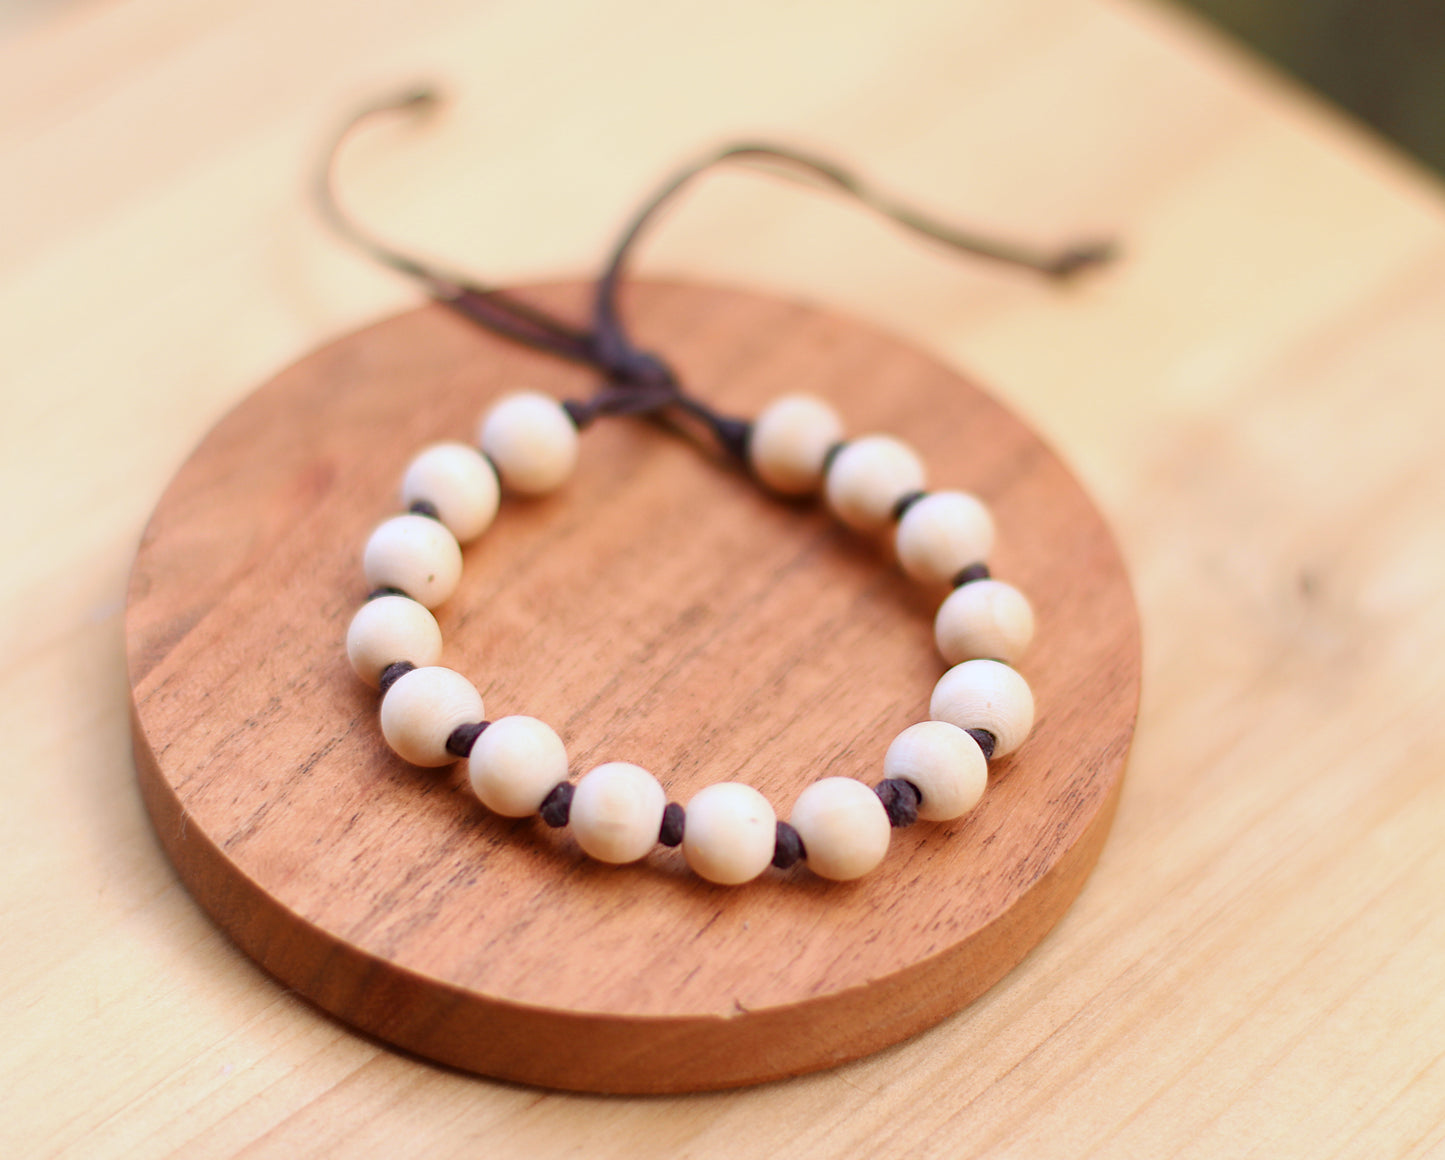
[875,779,921,828]
[965,729,998,760]
[377,660,415,695]
[771,822,806,869]
[316,85,1113,466]
[658,803,686,847]
[314,89,595,361]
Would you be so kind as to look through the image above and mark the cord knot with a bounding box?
[598,344,675,391]
[565,331,698,431]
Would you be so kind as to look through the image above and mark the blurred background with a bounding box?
[1181,0,1445,173]
[3,0,1441,174]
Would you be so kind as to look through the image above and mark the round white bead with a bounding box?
[883,721,988,821]
[683,782,777,885]
[362,514,463,609]
[934,579,1035,666]
[929,659,1035,758]
[895,490,995,585]
[478,390,579,495]
[467,716,569,817]
[379,666,485,767]
[824,435,926,532]
[570,762,667,864]
[345,596,443,687]
[788,777,890,880]
[401,442,501,543]
[748,394,845,495]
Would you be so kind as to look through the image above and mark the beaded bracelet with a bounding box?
[325,88,1104,886]
[345,388,1035,885]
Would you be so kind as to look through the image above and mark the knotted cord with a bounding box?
[316,86,1113,462]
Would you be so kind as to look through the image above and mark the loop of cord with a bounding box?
[315,86,1113,464]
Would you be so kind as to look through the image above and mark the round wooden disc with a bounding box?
[127,281,1140,1094]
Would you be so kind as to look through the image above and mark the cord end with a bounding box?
[1043,240,1117,280]
[367,83,439,119]
[392,85,444,113]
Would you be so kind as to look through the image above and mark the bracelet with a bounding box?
[345,388,1036,886]
[317,90,1105,888]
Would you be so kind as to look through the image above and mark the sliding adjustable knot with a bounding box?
[319,88,1113,474]
[561,373,680,430]
[562,331,754,463]
[591,335,676,393]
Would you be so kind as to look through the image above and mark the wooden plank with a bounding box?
[1,0,1443,1153]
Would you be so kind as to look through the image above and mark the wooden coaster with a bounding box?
[127,281,1140,1094]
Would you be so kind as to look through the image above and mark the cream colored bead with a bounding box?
[362,514,463,609]
[570,762,667,864]
[934,579,1035,666]
[748,394,844,495]
[788,777,890,880]
[895,490,995,585]
[478,390,578,495]
[929,658,1035,758]
[345,596,443,687]
[379,666,485,767]
[883,721,988,821]
[467,716,569,817]
[401,442,501,543]
[683,782,777,885]
[824,435,926,532]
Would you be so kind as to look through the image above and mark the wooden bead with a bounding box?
[362,514,463,609]
[825,435,926,532]
[895,490,995,585]
[345,596,443,687]
[883,721,988,821]
[571,762,668,864]
[934,579,1035,665]
[401,442,500,543]
[748,394,844,495]
[467,716,569,817]
[682,782,777,885]
[788,777,891,880]
[929,659,1035,758]
[379,666,485,767]
[478,390,578,495]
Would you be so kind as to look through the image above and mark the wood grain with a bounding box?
[126,283,1139,1091]
[5,0,1445,1152]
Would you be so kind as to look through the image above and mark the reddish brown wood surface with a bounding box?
[126,282,1140,1093]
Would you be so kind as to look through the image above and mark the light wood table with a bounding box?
[3,0,1443,1155]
